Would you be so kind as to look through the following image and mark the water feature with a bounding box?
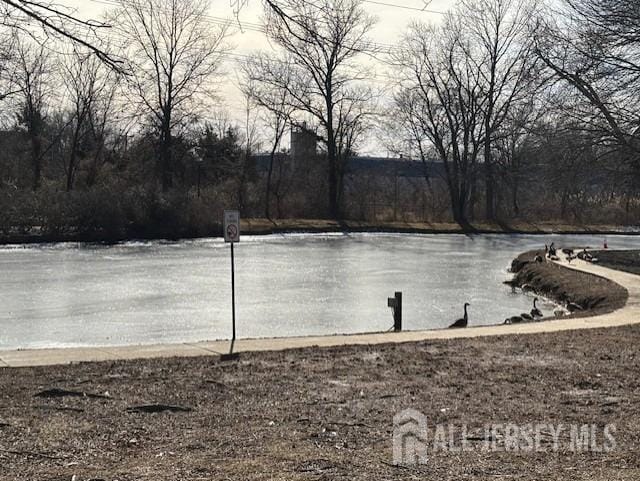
[0,233,636,349]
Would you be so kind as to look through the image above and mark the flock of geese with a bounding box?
[503,297,543,324]
[447,241,597,329]
[447,298,544,329]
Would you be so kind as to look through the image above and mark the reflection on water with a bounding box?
[0,233,636,349]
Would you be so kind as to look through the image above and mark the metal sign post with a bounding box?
[230,242,236,342]
[222,210,240,361]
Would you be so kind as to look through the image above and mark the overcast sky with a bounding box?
[57,0,448,155]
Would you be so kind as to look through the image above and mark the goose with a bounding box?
[530,298,543,318]
[520,312,534,321]
[567,302,583,312]
[505,315,524,324]
[579,249,594,261]
[449,303,470,328]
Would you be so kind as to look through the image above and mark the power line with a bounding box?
[84,0,424,52]
[49,20,400,86]
[79,0,413,73]
[56,0,409,85]
[87,0,443,16]
[363,0,443,14]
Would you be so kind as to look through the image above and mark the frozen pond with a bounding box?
[0,233,637,349]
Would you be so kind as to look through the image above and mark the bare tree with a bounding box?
[0,30,18,103]
[237,90,261,213]
[393,19,486,224]
[12,36,53,190]
[1,0,122,71]
[60,46,120,191]
[459,0,540,220]
[492,100,542,217]
[111,0,229,192]
[241,54,297,218]
[378,99,434,186]
[260,0,377,218]
[535,0,640,159]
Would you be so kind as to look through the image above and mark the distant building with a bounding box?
[253,123,444,181]
[344,155,444,181]
[290,123,317,171]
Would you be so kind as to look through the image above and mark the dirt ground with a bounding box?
[1,254,640,480]
[592,250,640,276]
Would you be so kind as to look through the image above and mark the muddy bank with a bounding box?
[2,218,639,245]
[510,250,628,316]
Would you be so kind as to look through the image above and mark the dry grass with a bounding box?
[1,326,639,480]
[592,250,640,276]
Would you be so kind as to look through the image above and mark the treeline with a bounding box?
[385,0,640,225]
[0,0,638,241]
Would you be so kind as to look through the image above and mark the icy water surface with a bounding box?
[0,233,637,349]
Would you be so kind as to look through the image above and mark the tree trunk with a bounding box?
[160,126,173,192]
[27,105,42,191]
[86,139,105,188]
[326,89,340,219]
[448,181,467,225]
[484,140,495,220]
[512,171,520,217]
[66,149,77,192]
[560,189,568,219]
[276,191,282,218]
[237,164,246,214]
[452,198,467,225]
[30,133,42,191]
[469,176,477,221]
[327,138,339,219]
[484,53,497,221]
[265,149,276,219]
[66,125,81,192]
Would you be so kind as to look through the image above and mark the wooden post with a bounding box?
[389,291,402,332]
[394,291,402,332]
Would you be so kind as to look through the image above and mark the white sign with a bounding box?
[223,210,240,243]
